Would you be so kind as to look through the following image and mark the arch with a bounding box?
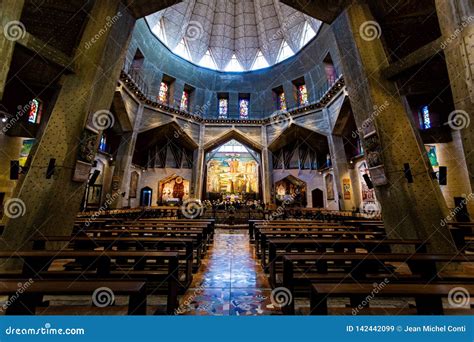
[203,128,263,153]
[312,188,324,208]
[140,186,153,207]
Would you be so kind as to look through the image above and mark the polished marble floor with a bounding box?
[176,228,282,315]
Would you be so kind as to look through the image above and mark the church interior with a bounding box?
[0,0,473,316]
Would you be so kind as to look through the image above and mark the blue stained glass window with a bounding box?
[422,105,431,129]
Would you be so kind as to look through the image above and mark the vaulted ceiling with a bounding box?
[145,0,322,71]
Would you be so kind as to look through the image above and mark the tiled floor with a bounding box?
[176,228,282,315]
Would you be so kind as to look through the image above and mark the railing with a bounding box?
[120,63,345,122]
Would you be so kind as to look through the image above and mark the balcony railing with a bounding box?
[120,62,345,123]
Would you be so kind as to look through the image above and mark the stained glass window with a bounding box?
[99,135,107,152]
[219,98,228,118]
[278,92,287,111]
[297,84,309,106]
[181,90,189,111]
[421,105,431,129]
[158,82,169,104]
[28,99,42,124]
[239,98,249,119]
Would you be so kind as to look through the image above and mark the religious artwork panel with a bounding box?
[275,176,307,207]
[325,174,335,200]
[206,140,259,201]
[159,175,190,205]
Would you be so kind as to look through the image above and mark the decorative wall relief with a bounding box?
[325,174,335,200]
[343,178,351,200]
[363,130,387,186]
[72,128,99,182]
[129,171,139,198]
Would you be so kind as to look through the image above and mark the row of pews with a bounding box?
[0,216,215,315]
[250,218,474,315]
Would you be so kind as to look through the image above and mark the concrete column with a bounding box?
[2,0,135,251]
[435,0,474,192]
[332,3,455,253]
[282,81,297,109]
[229,92,239,119]
[0,0,25,100]
[194,124,206,199]
[112,103,145,208]
[172,79,185,109]
[328,133,355,210]
[261,126,273,204]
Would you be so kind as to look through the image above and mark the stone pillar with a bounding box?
[327,133,354,210]
[1,0,135,251]
[332,2,455,252]
[436,0,474,192]
[112,103,144,208]
[229,92,239,119]
[172,79,185,109]
[282,81,297,109]
[194,124,205,199]
[261,126,273,204]
[0,0,25,100]
[0,131,22,224]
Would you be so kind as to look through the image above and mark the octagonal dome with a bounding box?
[146,0,322,72]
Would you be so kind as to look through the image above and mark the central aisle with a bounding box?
[177,228,281,315]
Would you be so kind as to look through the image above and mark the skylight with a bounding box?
[199,50,218,70]
[174,39,191,60]
[216,140,249,153]
[301,21,317,48]
[151,17,167,45]
[251,51,270,71]
[276,41,295,63]
[225,54,244,72]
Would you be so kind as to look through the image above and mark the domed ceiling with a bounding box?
[145,0,322,72]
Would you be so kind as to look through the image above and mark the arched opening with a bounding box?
[140,186,153,207]
[312,188,324,208]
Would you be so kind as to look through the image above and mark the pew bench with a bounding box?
[0,279,147,315]
[310,283,474,315]
[0,250,180,314]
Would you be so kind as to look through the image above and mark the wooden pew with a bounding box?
[82,228,207,257]
[266,238,427,279]
[32,235,196,282]
[0,279,147,315]
[0,250,179,314]
[280,253,474,314]
[310,283,474,315]
[248,220,340,240]
[255,227,385,258]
